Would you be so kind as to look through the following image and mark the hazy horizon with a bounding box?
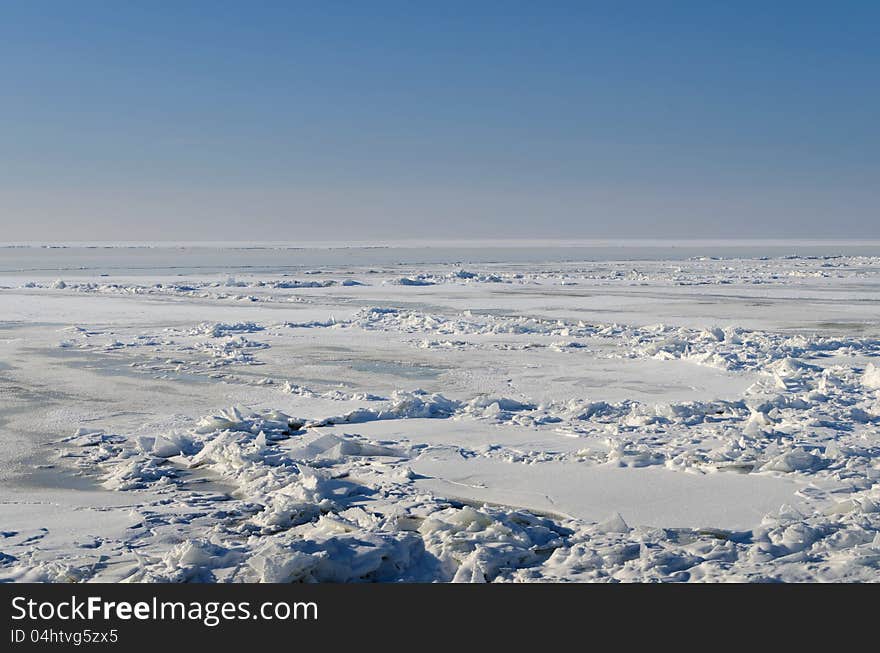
[5,237,880,248]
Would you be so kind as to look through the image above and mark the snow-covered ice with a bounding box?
[1,242,879,582]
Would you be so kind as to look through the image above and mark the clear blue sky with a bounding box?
[1,1,877,240]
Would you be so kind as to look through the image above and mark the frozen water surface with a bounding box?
[1,241,879,582]
[411,454,805,530]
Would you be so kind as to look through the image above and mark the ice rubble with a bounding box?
[14,335,879,583]
[22,255,880,298]
[54,321,276,379]
[13,331,880,579]
[5,255,880,583]
[189,322,265,337]
[862,363,880,390]
[340,307,880,375]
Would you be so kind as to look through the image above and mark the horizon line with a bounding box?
[4,238,880,250]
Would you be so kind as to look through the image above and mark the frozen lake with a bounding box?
[1,242,879,582]
[4,239,880,275]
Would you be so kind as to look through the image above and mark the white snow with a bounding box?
[1,243,879,582]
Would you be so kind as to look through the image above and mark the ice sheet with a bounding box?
[1,243,879,582]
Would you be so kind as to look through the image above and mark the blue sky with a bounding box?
[1,1,878,240]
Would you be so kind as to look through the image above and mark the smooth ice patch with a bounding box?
[412,452,806,531]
